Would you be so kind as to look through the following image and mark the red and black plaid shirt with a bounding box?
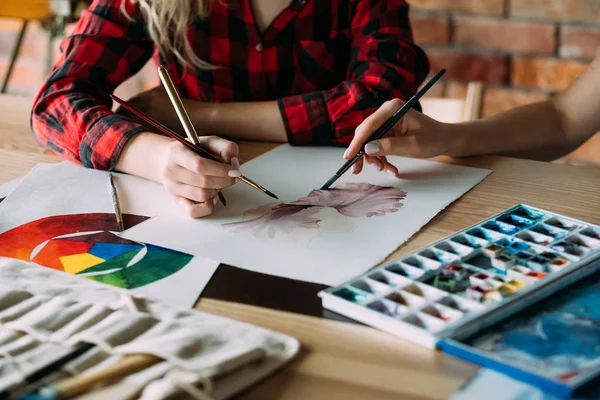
[32,0,429,170]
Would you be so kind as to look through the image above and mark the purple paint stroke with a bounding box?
[223,183,407,239]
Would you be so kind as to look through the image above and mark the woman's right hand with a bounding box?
[345,99,453,175]
[159,136,241,218]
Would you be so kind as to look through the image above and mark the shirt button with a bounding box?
[298,0,306,4]
[255,43,263,52]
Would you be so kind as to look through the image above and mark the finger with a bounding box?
[352,157,364,174]
[371,136,424,158]
[380,156,399,177]
[167,182,217,203]
[197,136,239,165]
[172,195,216,219]
[163,164,236,189]
[345,99,404,159]
[364,155,383,172]
[170,144,240,178]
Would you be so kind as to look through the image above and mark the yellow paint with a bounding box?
[60,253,105,274]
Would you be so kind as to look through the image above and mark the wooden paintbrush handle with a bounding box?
[54,354,161,399]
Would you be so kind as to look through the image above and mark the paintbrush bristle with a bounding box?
[263,188,279,199]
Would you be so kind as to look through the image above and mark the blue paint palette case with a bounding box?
[318,204,600,396]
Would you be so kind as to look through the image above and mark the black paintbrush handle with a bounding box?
[367,68,446,143]
[319,69,446,190]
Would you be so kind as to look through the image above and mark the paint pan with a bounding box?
[350,278,390,296]
[419,248,459,265]
[333,286,373,304]
[509,205,545,221]
[367,299,408,318]
[385,263,425,280]
[421,304,463,322]
[565,233,600,250]
[530,223,568,240]
[545,217,579,231]
[467,227,505,242]
[403,255,441,271]
[386,291,426,308]
[369,270,412,288]
[483,220,520,235]
[402,313,445,333]
[581,227,600,240]
[551,241,585,257]
[516,230,554,246]
[497,213,535,229]
[435,241,473,257]
[451,234,487,249]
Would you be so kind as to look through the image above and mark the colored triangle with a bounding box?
[60,253,106,274]
[78,248,142,274]
[89,245,192,289]
[32,239,93,271]
[89,242,143,260]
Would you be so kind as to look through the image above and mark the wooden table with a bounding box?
[2,94,600,399]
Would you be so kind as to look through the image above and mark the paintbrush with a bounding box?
[0,342,95,400]
[157,66,227,206]
[34,354,162,400]
[110,94,278,200]
[319,69,446,190]
[109,174,124,232]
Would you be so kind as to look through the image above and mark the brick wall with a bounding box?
[408,0,600,117]
[0,19,155,98]
[408,0,600,163]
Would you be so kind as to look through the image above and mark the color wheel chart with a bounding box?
[0,213,193,289]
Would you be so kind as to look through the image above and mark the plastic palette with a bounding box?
[319,205,600,350]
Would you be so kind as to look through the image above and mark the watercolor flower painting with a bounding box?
[223,183,407,240]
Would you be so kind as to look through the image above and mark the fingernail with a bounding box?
[343,149,349,159]
[365,143,380,155]
[231,157,240,170]
[372,163,382,171]
[228,169,241,178]
[213,196,219,205]
[387,169,396,177]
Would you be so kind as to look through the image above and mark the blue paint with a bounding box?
[508,241,531,253]
[498,214,534,228]
[468,228,499,242]
[89,242,143,260]
[334,286,372,304]
[462,271,600,385]
[511,206,545,221]
[452,235,483,249]
[484,221,520,235]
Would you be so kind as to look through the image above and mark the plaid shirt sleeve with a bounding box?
[31,0,154,171]
[278,0,429,146]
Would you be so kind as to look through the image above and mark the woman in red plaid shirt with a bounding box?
[32,0,429,217]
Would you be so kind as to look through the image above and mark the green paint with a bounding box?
[86,244,193,289]
[334,286,371,304]
[78,248,142,274]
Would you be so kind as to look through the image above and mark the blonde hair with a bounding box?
[123,0,217,69]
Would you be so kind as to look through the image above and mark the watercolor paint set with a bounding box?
[318,204,600,396]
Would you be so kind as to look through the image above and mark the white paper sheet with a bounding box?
[0,163,218,308]
[0,176,24,201]
[122,145,491,286]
